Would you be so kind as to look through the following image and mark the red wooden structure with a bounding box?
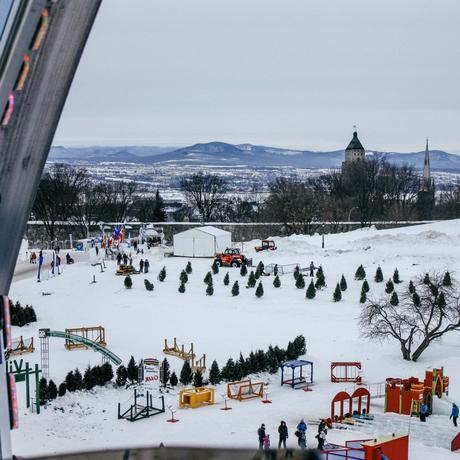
[331,361,362,383]
[452,432,460,452]
[331,388,371,420]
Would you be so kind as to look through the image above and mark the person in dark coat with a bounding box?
[144,259,150,273]
[420,402,428,422]
[122,253,128,265]
[451,403,459,427]
[257,423,266,449]
[309,261,315,277]
[278,421,288,448]
[116,252,122,265]
[316,423,327,451]
[139,259,144,273]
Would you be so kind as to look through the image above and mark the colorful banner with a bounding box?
[143,358,160,388]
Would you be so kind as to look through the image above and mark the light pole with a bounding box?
[321,224,325,249]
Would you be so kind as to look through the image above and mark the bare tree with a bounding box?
[179,173,227,222]
[359,272,460,361]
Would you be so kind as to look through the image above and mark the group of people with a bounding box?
[115,251,150,273]
[257,419,327,451]
[419,401,458,427]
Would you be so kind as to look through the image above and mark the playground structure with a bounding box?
[64,326,106,350]
[8,336,35,356]
[331,387,371,421]
[227,379,264,401]
[385,367,449,416]
[118,389,165,422]
[280,360,314,389]
[39,328,122,379]
[7,359,41,414]
[115,264,138,276]
[452,433,460,452]
[163,338,206,372]
[331,361,362,384]
[179,387,215,409]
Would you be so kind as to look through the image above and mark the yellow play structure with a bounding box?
[179,387,215,408]
[64,326,106,350]
[163,337,206,372]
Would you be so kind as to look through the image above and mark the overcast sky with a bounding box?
[53,0,460,152]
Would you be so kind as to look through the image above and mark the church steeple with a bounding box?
[423,137,431,186]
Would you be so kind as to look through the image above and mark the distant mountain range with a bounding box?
[48,142,460,171]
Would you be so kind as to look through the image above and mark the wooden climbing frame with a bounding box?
[192,354,206,373]
[227,379,264,401]
[331,362,362,384]
[163,338,195,361]
[64,326,106,350]
[9,336,35,356]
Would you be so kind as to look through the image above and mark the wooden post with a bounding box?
[25,362,30,408]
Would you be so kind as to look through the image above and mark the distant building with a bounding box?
[417,137,435,219]
[343,129,365,169]
[422,137,431,190]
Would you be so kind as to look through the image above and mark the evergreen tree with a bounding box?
[385,279,394,294]
[238,353,247,378]
[92,365,103,386]
[47,379,58,400]
[315,266,326,289]
[355,264,366,280]
[24,305,37,323]
[408,280,415,294]
[423,273,430,285]
[293,265,300,281]
[333,283,342,302]
[152,188,167,221]
[158,266,167,282]
[101,362,114,384]
[231,280,240,296]
[437,292,446,308]
[293,335,306,356]
[65,371,76,392]
[169,371,178,387]
[179,361,193,385]
[390,291,399,306]
[295,274,305,289]
[223,272,230,286]
[84,366,97,390]
[375,266,384,283]
[246,352,257,375]
[185,261,192,274]
[286,341,297,360]
[255,281,264,298]
[306,280,316,299]
[58,382,67,397]
[144,279,154,291]
[247,271,256,288]
[178,282,186,293]
[204,271,212,285]
[221,358,236,382]
[273,275,281,288]
[74,369,83,390]
[240,264,248,277]
[206,284,214,296]
[124,275,133,289]
[115,365,128,387]
[362,280,370,293]
[39,377,48,405]
[212,260,219,275]
[442,271,452,287]
[340,274,347,291]
[266,346,279,374]
[180,270,188,284]
[360,289,367,304]
[413,291,421,307]
[255,349,267,372]
[193,370,204,387]
[393,268,401,284]
[127,356,138,384]
[209,360,222,385]
[160,358,170,386]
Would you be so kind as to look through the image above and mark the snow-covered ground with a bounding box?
[9,220,460,459]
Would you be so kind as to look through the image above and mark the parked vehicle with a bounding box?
[214,248,252,268]
[255,240,277,252]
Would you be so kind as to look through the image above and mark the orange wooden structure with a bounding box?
[331,361,362,383]
[452,432,460,452]
[227,379,264,401]
[179,387,214,408]
[362,434,409,460]
[64,326,106,350]
[9,336,35,356]
[163,338,206,372]
[331,388,371,420]
[385,367,449,416]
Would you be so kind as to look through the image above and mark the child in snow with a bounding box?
[262,434,270,450]
[451,402,459,427]
[419,402,428,422]
[144,259,150,273]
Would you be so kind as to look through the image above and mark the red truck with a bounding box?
[214,248,252,268]
[255,240,277,252]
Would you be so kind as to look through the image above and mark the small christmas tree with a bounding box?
[160,358,170,386]
[442,271,452,287]
[115,365,127,387]
[144,279,154,291]
[240,264,248,277]
[413,291,421,306]
[193,370,204,387]
[385,279,394,294]
[423,273,430,285]
[231,280,240,296]
[127,356,138,383]
[273,275,281,288]
[74,369,83,390]
[390,291,399,306]
[169,371,178,387]
[293,265,300,281]
[83,365,97,390]
[185,261,192,274]
[408,280,415,294]
[65,371,76,392]
[360,288,367,304]
[209,360,222,385]
[39,378,48,405]
[315,266,326,289]
[306,280,316,299]
[206,284,214,296]
[158,266,166,282]
[355,265,366,280]
[295,274,305,289]
[180,270,188,284]
[375,266,383,283]
[223,272,230,286]
[180,361,193,385]
[101,362,114,384]
[362,280,370,293]
[178,282,186,293]
[333,283,342,302]
[212,260,219,275]
[58,382,67,397]
[48,379,58,400]
[204,271,212,285]
[124,275,132,289]
[340,274,347,291]
[255,281,264,298]
[247,271,256,288]
[393,268,401,284]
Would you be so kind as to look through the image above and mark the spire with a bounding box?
[423,137,430,182]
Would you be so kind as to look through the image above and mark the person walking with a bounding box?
[316,423,327,451]
[144,259,150,273]
[116,252,122,266]
[262,434,270,450]
[296,419,307,435]
[420,402,428,422]
[451,403,459,427]
[296,419,307,449]
[278,421,288,448]
[122,253,128,265]
[257,424,266,449]
[309,261,315,277]
[139,259,144,273]
[37,250,44,282]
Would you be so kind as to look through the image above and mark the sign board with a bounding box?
[143,358,160,388]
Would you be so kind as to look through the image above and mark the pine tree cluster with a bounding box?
[144,279,154,291]
[124,275,133,289]
[185,261,193,274]
[315,266,326,289]
[10,300,37,327]
[355,265,366,280]
[247,271,256,288]
[158,266,167,282]
[180,270,188,284]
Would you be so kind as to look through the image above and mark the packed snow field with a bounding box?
[10,221,460,459]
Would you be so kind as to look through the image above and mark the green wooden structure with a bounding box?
[7,359,41,414]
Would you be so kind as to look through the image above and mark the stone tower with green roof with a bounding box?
[343,129,365,166]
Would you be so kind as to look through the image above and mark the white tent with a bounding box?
[173,226,232,257]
